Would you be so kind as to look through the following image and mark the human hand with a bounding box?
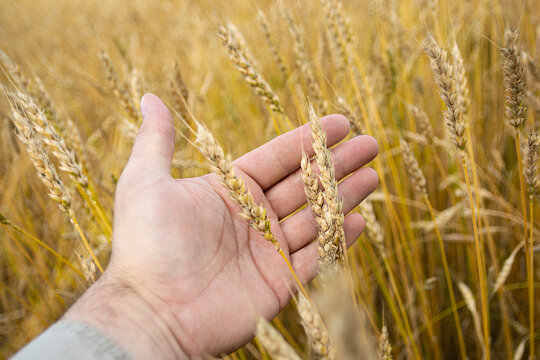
[64,94,379,359]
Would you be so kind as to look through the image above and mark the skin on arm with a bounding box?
[64,94,379,359]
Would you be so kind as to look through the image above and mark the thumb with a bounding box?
[124,93,175,179]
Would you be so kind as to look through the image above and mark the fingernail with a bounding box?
[140,93,150,120]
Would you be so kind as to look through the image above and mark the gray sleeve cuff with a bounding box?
[11,320,132,360]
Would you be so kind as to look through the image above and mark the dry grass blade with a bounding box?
[457,281,486,356]
[492,241,525,294]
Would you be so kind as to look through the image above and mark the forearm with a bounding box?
[63,273,188,360]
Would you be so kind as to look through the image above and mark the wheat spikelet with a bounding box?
[409,104,435,144]
[98,50,140,124]
[400,138,427,196]
[217,24,285,116]
[257,10,289,81]
[451,43,470,115]
[321,0,347,75]
[9,106,71,212]
[309,103,344,271]
[284,11,327,113]
[335,96,363,134]
[301,152,325,224]
[14,92,88,188]
[377,325,393,360]
[457,281,485,356]
[0,50,31,91]
[256,318,301,360]
[169,60,190,121]
[195,123,280,249]
[492,241,525,294]
[359,199,385,255]
[129,67,143,114]
[424,36,467,150]
[297,293,336,359]
[76,252,97,284]
[502,29,527,129]
[523,131,539,196]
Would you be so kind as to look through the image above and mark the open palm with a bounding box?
[70,94,379,358]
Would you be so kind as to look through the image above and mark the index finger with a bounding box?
[233,114,350,190]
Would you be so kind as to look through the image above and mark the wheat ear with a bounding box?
[217,24,285,116]
[256,318,301,360]
[194,122,309,299]
[297,293,336,359]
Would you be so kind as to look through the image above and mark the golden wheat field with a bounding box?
[1,0,540,358]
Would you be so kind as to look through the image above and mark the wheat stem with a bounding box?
[461,154,490,358]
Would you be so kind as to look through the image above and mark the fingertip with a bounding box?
[320,114,351,136]
[140,93,172,124]
[364,167,380,190]
[359,135,379,157]
[344,213,365,247]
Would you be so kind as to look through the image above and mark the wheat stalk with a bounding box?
[426,35,489,358]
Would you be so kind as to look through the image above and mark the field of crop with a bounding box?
[0,0,539,358]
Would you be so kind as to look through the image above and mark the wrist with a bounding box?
[64,272,187,360]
